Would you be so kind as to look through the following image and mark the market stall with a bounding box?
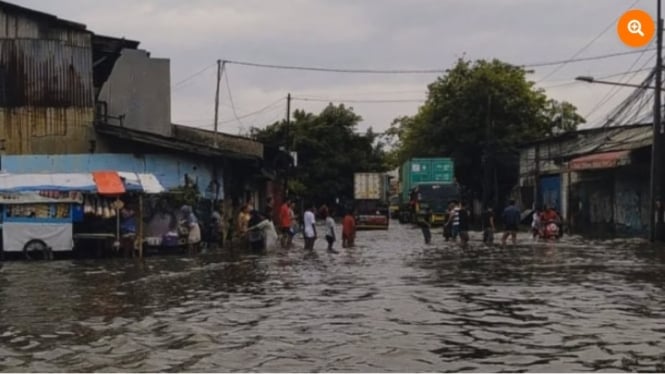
[0,171,166,260]
[0,173,96,259]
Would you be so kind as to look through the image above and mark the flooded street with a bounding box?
[2,223,665,372]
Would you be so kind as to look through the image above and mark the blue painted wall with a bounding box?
[1,154,222,198]
[539,175,561,212]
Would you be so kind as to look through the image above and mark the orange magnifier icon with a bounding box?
[618,9,655,48]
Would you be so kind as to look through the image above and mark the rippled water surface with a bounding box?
[2,224,665,372]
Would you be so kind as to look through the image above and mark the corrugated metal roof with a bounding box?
[0,1,87,31]
[0,39,94,107]
[560,124,652,159]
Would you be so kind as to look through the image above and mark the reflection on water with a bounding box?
[1,226,665,371]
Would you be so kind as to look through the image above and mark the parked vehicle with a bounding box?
[397,158,460,226]
[354,172,390,230]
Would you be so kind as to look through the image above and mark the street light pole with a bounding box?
[575,76,657,90]
[651,0,663,241]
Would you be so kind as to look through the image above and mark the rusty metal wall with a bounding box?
[0,8,90,47]
[0,39,93,107]
[0,107,93,154]
[0,7,95,155]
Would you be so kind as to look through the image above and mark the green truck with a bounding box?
[397,158,461,226]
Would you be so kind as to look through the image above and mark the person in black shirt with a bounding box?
[481,207,495,245]
[419,207,432,244]
[458,201,470,247]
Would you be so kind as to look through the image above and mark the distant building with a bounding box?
[518,123,651,237]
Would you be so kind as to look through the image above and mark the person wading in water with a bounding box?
[501,200,521,247]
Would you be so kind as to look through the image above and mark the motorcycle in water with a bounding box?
[540,220,561,240]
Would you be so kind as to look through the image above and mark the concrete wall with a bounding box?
[1,153,222,198]
[98,49,171,137]
[570,166,649,237]
[614,166,649,235]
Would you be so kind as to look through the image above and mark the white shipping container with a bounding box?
[354,173,383,200]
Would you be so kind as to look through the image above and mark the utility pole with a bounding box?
[284,93,291,196]
[651,0,663,241]
[482,94,492,210]
[213,59,224,147]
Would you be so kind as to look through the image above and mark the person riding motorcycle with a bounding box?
[539,205,561,239]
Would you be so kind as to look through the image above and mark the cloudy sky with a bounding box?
[16,0,660,134]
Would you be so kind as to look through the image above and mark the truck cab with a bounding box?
[414,183,461,226]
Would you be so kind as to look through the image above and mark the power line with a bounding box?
[292,96,424,103]
[218,96,286,124]
[172,63,216,88]
[535,0,640,82]
[524,49,656,69]
[294,89,428,97]
[222,50,652,76]
[222,65,244,126]
[585,50,656,120]
[223,59,446,74]
[539,65,655,90]
[597,66,655,80]
[174,96,285,127]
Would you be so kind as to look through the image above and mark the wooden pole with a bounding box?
[115,197,120,250]
[138,194,144,259]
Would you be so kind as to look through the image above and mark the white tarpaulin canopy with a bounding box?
[117,172,166,194]
[0,173,96,192]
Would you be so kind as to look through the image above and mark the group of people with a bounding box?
[418,199,559,247]
[277,199,358,252]
[204,196,365,252]
[418,201,471,247]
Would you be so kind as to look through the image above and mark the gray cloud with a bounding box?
[15,0,659,133]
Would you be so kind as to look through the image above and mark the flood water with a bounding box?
[2,223,665,372]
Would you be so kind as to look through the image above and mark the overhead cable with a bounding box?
[536,0,640,82]
[222,50,652,75]
[222,65,244,126]
[172,63,217,88]
[292,97,425,103]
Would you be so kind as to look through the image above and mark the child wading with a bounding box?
[324,208,338,253]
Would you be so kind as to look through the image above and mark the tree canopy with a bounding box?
[386,58,585,207]
[251,104,388,206]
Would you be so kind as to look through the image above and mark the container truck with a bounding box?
[397,158,461,226]
[353,172,390,230]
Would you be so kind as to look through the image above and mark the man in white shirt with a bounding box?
[303,204,317,250]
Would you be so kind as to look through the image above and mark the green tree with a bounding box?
[391,58,585,207]
[251,104,388,206]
